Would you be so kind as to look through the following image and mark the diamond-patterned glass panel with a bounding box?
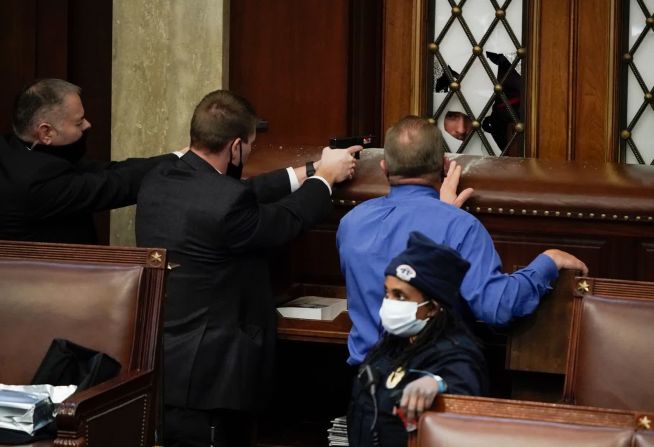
[427,0,525,156]
[621,0,654,165]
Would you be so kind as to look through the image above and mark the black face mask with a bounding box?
[32,130,89,164]
[226,142,244,179]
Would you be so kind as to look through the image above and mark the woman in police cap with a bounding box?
[347,231,488,447]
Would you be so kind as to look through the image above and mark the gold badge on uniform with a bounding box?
[386,367,405,389]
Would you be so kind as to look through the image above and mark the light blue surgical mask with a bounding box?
[379,298,430,337]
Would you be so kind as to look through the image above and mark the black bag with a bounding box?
[30,338,122,391]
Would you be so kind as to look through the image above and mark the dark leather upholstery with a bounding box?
[410,395,653,447]
[0,261,142,384]
[635,431,654,447]
[565,278,654,413]
[0,240,166,447]
[418,412,633,447]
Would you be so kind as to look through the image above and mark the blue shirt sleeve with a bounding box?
[456,220,559,325]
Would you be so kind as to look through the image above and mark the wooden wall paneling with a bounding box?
[572,0,621,162]
[35,0,69,79]
[67,0,112,164]
[491,233,606,281]
[67,0,113,244]
[381,0,419,136]
[349,0,383,141]
[290,225,345,286]
[527,0,575,161]
[229,0,350,146]
[0,0,37,133]
[637,242,654,282]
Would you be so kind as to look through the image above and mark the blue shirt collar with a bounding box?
[388,184,440,200]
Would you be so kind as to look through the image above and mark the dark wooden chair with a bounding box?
[564,277,654,413]
[0,240,167,447]
[409,394,653,447]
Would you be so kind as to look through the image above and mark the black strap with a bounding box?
[305,160,316,177]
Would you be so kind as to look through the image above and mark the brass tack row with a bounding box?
[463,206,653,222]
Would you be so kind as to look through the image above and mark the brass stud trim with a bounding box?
[577,280,590,293]
[638,415,652,430]
[148,250,164,268]
[459,208,653,222]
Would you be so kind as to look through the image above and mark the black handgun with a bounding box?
[329,135,374,159]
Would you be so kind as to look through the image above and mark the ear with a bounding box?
[229,137,242,157]
[36,123,55,145]
[426,301,442,318]
[379,159,388,176]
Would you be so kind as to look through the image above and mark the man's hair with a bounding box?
[12,79,81,138]
[190,90,258,153]
[384,115,444,178]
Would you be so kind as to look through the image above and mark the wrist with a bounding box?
[427,374,447,393]
[305,160,316,177]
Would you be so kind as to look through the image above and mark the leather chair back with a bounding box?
[418,412,633,447]
[0,261,143,384]
[635,430,654,447]
[565,278,654,412]
[410,394,652,447]
[0,240,167,447]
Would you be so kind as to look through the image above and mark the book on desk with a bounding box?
[277,296,347,321]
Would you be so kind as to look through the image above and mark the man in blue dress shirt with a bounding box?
[337,115,588,366]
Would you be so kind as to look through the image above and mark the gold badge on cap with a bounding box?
[386,367,406,389]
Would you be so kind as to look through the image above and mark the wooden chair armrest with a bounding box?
[55,369,154,433]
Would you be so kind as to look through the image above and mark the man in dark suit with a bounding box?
[0,78,179,243]
[135,89,359,447]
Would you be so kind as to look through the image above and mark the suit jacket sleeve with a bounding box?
[29,154,177,218]
[224,177,331,252]
[244,168,292,203]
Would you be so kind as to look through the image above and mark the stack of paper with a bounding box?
[277,296,347,321]
[327,415,348,446]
